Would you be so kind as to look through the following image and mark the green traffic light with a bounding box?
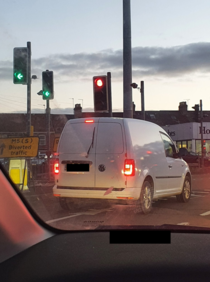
[14,72,24,80]
[43,91,50,97]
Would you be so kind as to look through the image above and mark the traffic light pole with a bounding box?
[107,72,112,117]
[46,100,51,179]
[200,100,204,168]
[140,81,145,120]
[27,42,31,136]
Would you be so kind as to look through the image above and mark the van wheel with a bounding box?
[135,181,153,214]
[176,176,191,203]
[59,198,69,210]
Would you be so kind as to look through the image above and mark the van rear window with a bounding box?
[59,123,95,154]
[96,123,124,154]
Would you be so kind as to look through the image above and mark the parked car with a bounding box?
[53,118,191,214]
[178,148,199,164]
[179,148,210,167]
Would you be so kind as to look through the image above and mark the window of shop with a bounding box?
[176,140,192,151]
[176,141,182,149]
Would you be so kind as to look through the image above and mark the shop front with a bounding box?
[162,122,210,155]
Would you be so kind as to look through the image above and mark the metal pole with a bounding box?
[200,100,204,168]
[140,81,145,120]
[107,72,112,117]
[123,0,133,118]
[46,100,51,178]
[27,42,31,136]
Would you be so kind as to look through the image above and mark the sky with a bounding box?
[1,0,210,114]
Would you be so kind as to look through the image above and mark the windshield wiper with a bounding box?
[86,127,95,158]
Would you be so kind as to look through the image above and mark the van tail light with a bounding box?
[124,159,135,176]
[54,159,59,174]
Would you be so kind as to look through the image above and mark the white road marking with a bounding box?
[192,191,209,194]
[46,208,112,224]
[191,194,205,197]
[200,211,210,216]
[177,222,189,226]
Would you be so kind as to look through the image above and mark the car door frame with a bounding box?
[159,132,184,195]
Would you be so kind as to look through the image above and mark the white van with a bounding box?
[53,117,191,214]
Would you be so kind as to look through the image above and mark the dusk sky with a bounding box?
[1,0,210,113]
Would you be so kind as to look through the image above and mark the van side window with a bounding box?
[96,123,124,154]
[160,133,176,158]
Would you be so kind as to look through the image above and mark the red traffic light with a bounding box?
[95,78,103,87]
[93,75,108,112]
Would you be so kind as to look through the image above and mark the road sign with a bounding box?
[0,137,39,158]
[53,137,59,152]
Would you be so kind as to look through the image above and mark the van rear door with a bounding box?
[58,119,97,188]
[95,121,126,189]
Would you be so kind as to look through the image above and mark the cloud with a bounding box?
[2,42,210,82]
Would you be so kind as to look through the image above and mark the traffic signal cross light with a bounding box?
[42,71,54,100]
[13,47,28,84]
[203,140,206,152]
[93,76,108,112]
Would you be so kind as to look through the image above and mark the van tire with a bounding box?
[176,176,191,203]
[59,198,69,210]
[135,180,153,214]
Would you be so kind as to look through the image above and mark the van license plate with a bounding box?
[66,164,89,172]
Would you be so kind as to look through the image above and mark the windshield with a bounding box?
[2,0,210,231]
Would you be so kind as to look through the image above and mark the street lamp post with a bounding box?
[130,81,145,120]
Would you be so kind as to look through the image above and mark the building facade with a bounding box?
[0,101,209,156]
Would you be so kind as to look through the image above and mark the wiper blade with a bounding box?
[86,127,95,158]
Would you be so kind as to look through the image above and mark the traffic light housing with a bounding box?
[203,140,206,153]
[192,104,199,122]
[130,82,138,88]
[192,104,199,111]
[42,70,54,100]
[13,47,28,84]
[93,76,108,112]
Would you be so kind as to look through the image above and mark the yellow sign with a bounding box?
[53,137,60,152]
[0,137,39,158]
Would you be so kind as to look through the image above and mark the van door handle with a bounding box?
[168,165,172,168]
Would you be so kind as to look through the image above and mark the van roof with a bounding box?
[67,117,165,131]
[67,117,123,124]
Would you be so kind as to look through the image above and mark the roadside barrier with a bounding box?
[9,159,28,190]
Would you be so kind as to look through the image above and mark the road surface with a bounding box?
[24,173,210,230]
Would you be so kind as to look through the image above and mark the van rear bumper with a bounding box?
[53,185,141,200]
